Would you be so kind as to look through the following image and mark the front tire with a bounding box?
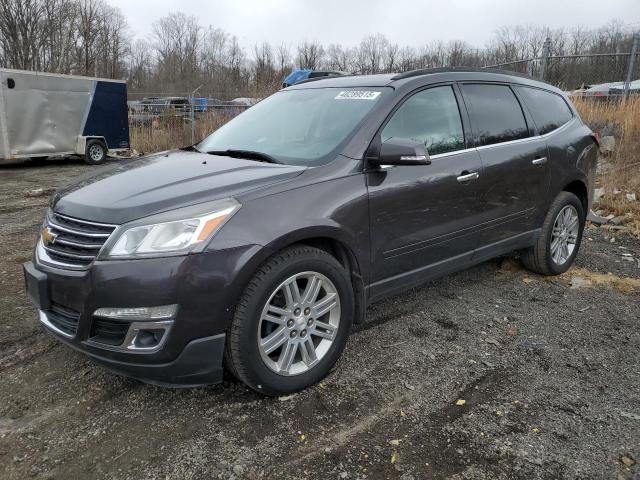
[521,191,585,275]
[225,245,354,395]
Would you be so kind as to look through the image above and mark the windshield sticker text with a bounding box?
[334,91,381,100]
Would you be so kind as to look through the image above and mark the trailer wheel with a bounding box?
[84,140,107,165]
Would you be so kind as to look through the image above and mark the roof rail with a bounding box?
[291,73,355,87]
[390,66,540,82]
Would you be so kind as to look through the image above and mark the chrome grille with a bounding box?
[38,211,117,269]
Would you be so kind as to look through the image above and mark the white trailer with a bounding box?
[0,68,130,164]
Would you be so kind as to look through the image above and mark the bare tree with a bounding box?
[253,41,276,91]
[0,6,636,97]
[325,44,349,71]
[152,12,201,91]
[297,41,324,69]
[276,44,292,76]
[127,39,152,90]
[0,0,48,70]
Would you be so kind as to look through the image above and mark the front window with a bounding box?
[381,85,465,155]
[198,88,389,166]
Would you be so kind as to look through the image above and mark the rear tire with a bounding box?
[224,245,354,396]
[84,140,107,165]
[521,191,585,276]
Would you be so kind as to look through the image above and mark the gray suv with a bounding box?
[24,68,598,395]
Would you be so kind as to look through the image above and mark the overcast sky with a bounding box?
[107,0,640,49]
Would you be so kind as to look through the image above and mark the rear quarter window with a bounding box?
[460,84,529,147]
[516,86,573,135]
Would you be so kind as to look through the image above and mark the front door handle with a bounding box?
[532,156,548,165]
[457,171,479,182]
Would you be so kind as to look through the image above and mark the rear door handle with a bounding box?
[457,171,479,182]
[532,157,548,165]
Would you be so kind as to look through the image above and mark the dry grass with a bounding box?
[129,111,236,155]
[572,96,640,236]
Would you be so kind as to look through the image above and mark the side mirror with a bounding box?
[368,137,431,167]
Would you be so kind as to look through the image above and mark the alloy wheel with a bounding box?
[257,271,341,376]
[550,205,579,265]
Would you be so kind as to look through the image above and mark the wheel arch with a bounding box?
[261,229,367,325]
[562,179,588,214]
[75,136,108,156]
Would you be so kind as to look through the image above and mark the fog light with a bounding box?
[123,320,173,352]
[93,304,178,321]
[134,329,166,348]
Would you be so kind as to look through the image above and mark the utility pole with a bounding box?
[624,33,639,100]
[539,37,551,81]
[190,84,203,145]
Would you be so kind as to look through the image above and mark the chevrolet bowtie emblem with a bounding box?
[41,227,57,246]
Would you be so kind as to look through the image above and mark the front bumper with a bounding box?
[23,243,264,386]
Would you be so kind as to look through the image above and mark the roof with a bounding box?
[288,73,396,89]
[286,67,554,91]
[0,67,126,84]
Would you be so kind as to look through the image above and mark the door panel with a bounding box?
[367,149,484,285]
[475,139,549,244]
[367,84,485,287]
[459,83,550,248]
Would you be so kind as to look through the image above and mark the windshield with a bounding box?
[198,88,389,166]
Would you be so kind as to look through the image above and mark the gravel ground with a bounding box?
[1,158,639,480]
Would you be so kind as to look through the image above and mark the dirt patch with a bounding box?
[498,257,640,293]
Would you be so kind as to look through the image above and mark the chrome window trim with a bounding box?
[428,117,577,159]
[475,135,538,151]
[539,116,576,138]
[429,147,477,160]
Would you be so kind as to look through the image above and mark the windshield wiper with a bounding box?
[206,149,282,164]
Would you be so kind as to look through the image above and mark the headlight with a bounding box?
[101,198,240,259]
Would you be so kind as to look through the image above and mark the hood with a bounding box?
[52,150,306,224]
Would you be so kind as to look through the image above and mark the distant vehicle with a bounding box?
[231,97,260,106]
[192,97,209,113]
[568,81,635,97]
[610,79,640,95]
[0,68,129,164]
[164,97,190,114]
[127,100,142,112]
[24,68,597,395]
[129,96,193,126]
[282,69,346,88]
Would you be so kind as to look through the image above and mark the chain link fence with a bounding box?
[484,34,640,97]
[126,93,255,152]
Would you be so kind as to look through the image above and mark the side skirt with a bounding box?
[365,229,540,305]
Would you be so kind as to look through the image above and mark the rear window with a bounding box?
[517,86,573,135]
[461,84,529,147]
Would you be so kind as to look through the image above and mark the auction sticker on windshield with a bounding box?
[334,91,381,100]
